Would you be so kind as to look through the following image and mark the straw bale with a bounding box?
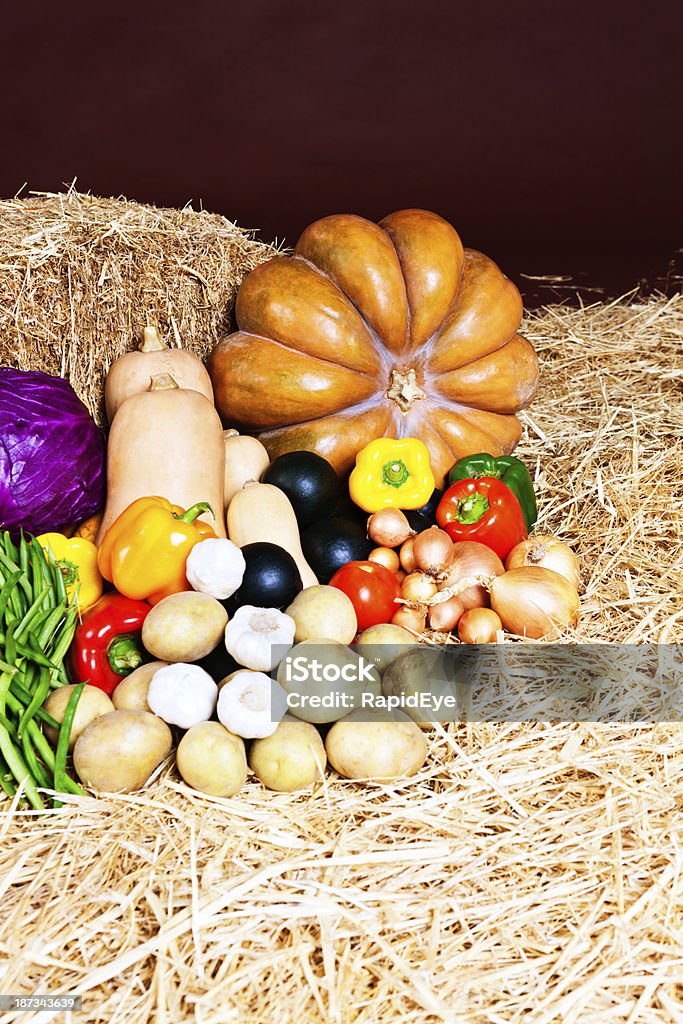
[1,293,682,1023]
[0,189,279,421]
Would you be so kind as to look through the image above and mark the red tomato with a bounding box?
[329,560,401,632]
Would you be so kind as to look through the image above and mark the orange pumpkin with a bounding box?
[208,209,539,487]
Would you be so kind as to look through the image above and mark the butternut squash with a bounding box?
[97,374,226,544]
[227,481,318,588]
[223,430,270,509]
[105,326,214,423]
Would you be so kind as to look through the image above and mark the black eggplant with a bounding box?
[302,517,373,583]
[262,451,339,527]
[223,542,303,615]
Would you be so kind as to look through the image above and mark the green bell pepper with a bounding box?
[447,453,537,531]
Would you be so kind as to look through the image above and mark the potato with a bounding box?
[276,639,381,724]
[249,715,326,791]
[73,710,172,793]
[176,721,247,797]
[44,684,114,750]
[112,661,169,711]
[382,646,457,729]
[285,585,357,644]
[142,592,228,662]
[355,623,415,673]
[325,709,427,780]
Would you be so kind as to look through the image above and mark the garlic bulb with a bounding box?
[186,537,246,600]
[217,670,287,738]
[225,606,296,671]
[147,664,218,729]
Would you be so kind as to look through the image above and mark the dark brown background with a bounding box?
[3,0,681,303]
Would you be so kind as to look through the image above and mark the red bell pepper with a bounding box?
[69,592,151,695]
[436,476,527,559]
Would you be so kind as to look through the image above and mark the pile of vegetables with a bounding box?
[0,213,582,805]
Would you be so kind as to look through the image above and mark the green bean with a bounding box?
[18,668,52,739]
[49,554,68,606]
[49,610,78,663]
[18,532,29,578]
[0,723,44,809]
[30,543,55,613]
[0,539,33,606]
[0,562,26,620]
[28,722,83,798]
[0,531,88,809]
[0,752,17,799]
[35,605,67,650]
[0,710,16,735]
[52,682,85,807]
[4,625,16,667]
[21,730,51,790]
[6,690,59,731]
[3,533,19,565]
[0,570,23,622]
[20,634,58,669]
[13,586,54,642]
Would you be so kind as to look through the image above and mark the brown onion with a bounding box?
[458,608,502,644]
[391,606,427,633]
[401,571,438,604]
[438,541,504,610]
[413,527,454,577]
[399,537,417,573]
[505,535,580,591]
[367,508,414,548]
[428,596,465,632]
[369,546,401,573]
[395,569,407,584]
[489,566,580,639]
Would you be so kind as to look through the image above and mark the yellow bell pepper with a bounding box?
[97,497,217,605]
[36,533,103,611]
[349,438,436,513]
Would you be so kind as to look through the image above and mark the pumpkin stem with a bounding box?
[139,326,167,352]
[149,373,179,391]
[385,368,427,413]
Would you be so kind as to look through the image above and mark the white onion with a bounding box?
[391,606,427,633]
[369,546,401,573]
[505,535,580,591]
[401,572,438,603]
[413,527,453,577]
[489,567,580,639]
[367,508,414,547]
[428,596,464,632]
[438,541,504,610]
[458,608,502,644]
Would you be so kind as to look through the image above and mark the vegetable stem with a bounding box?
[456,493,490,524]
